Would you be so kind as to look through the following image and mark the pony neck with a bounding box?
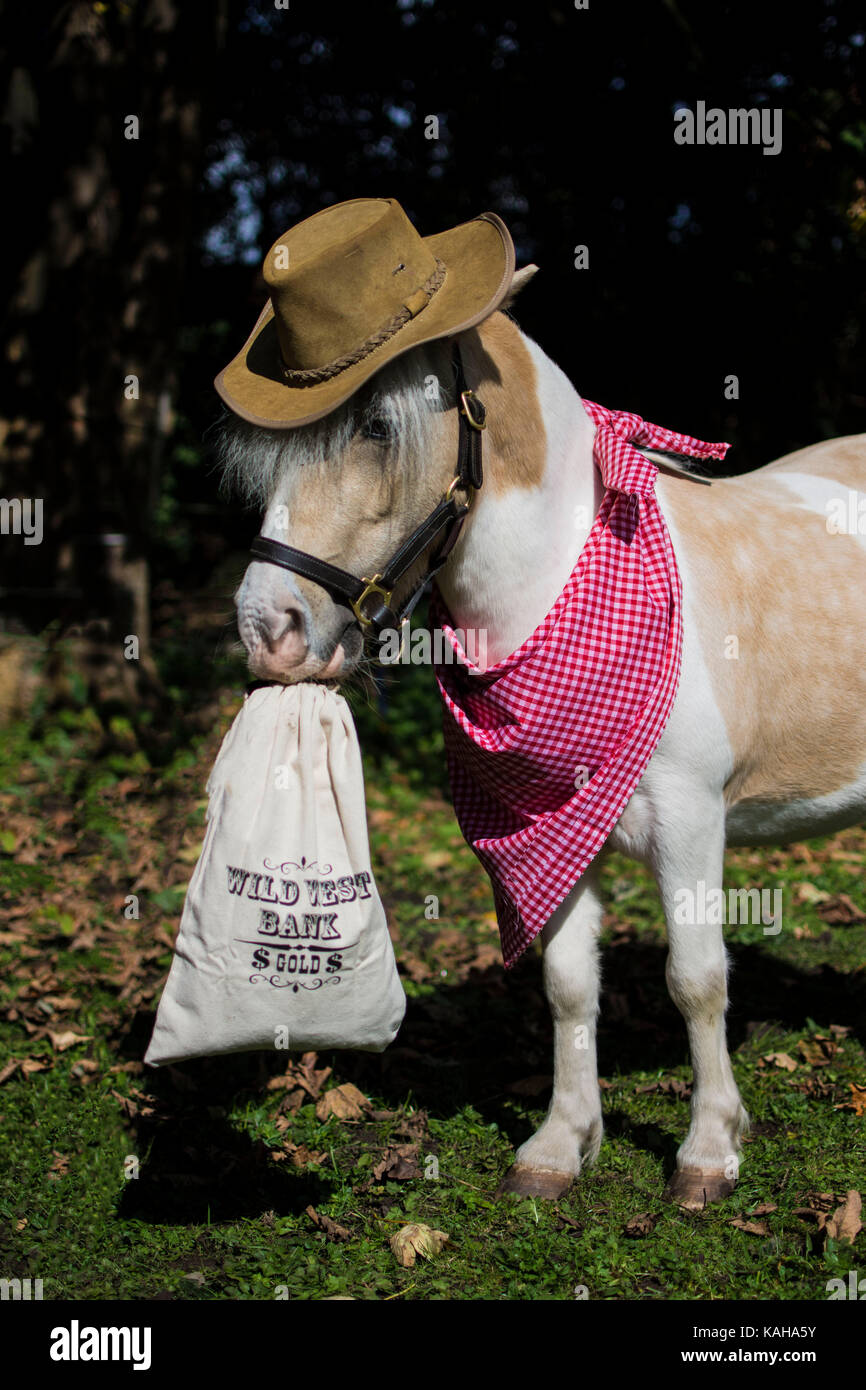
[436,317,602,666]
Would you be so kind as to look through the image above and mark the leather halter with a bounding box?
[249,343,486,640]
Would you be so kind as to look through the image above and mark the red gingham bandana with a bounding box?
[431,401,730,968]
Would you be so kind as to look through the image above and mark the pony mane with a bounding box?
[210,342,452,508]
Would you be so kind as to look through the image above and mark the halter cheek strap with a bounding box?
[249,342,486,639]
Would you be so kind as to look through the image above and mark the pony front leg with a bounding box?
[653,804,749,1208]
[498,868,603,1200]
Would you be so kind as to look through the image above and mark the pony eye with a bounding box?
[361,415,391,442]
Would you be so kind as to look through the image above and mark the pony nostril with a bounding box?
[271,606,305,649]
[279,605,306,642]
[254,604,305,652]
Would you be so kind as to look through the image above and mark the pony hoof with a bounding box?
[664,1169,736,1209]
[496,1164,574,1200]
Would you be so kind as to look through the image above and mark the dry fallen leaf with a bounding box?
[794,882,831,906]
[47,1029,93,1052]
[316,1082,370,1122]
[70,1058,100,1081]
[660,1077,691,1099]
[635,1076,691,1098]
[39,994,81,1013]
[19,1058,49,1077]
[816,893,866,925]
[267,1053,332,1101]
[794,1191,836,1219]
[834,1082,866,1117]
[389,1223,450,1267]
[793,1075,835,1100]
[624,1213,656,1238]
[296,1053,332,1096]
[47,1152,70,1180]
[400,953,433,985]
[306,1205,352,1241]
[372,1144,420,1181]
[748,1203,778,1217]
[267,1075,297,1092]
[278,1089,308,1115]
[276,1143,326,1169]
[730,1218,770,1236]
[762,1051,797,1072]
[110,1089,139,1118]
[822,1190,862,1245]
[393,1110,429,1142]
[797,1035,838,1068]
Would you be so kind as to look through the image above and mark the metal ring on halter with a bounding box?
[444,475,474,509]
[351,575,395,630]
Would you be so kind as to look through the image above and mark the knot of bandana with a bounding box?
[581,399,730,497]
[432,399,730,969]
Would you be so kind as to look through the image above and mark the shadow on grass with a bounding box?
[115,1037,339,1225]
[114,933,865,1224]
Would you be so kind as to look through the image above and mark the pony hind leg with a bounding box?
[651,794,749,1208]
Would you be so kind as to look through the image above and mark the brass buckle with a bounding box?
[444,475,474,510]
[352,574,394,630]
[460,389,486,430]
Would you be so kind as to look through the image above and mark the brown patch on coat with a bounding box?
[459,313,546,494]
[659,438,866,805]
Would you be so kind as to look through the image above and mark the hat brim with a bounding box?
[214,212,515,429]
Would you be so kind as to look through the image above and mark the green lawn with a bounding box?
[0,616,863,1300]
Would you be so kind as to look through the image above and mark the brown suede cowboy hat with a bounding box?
[214,197,515,429]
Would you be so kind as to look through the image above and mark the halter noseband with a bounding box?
[249,343,486,640]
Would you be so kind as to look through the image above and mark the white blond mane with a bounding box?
[212,343,451,508]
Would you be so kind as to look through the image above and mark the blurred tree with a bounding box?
[0,0,228,698]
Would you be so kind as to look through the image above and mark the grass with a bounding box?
[0,610,863,1301]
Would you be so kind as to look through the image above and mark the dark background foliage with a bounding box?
[1,0,864,651]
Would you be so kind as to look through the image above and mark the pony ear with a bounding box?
[502,263,540,310]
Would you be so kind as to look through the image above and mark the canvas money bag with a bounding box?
[145,683,406,1065]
